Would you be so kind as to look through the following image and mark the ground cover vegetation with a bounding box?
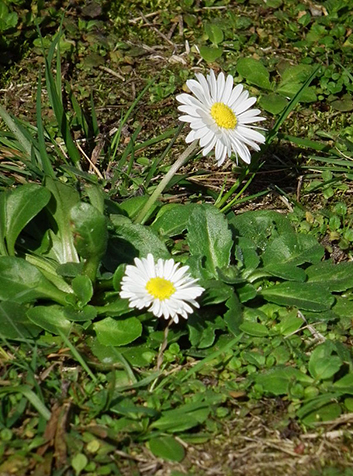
[1,0,353,475]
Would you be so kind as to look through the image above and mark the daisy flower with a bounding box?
[120,254,204,324]
[176,70,266,166]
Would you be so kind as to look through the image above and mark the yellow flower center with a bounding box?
[210,102,237,129]
[146,277,176,300]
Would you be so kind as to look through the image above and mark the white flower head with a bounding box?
[120,253,204,324]
[177,70,266,166]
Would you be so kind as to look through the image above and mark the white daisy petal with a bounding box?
[221,74,234,104]
[228,84,244,107]
[234,96,257,115]
[216,72,225,102]
[199,129,215,147]
[119,253,204,324]
[202,134,218,156]
[177,70,266,166]
[185,130,196,143]
[207,69,218,100]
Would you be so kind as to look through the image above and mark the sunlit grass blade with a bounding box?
[145,124,184,189]
[36,22,82,168]
[57,329,97,382]
[0,385,51,421]
[36,73,55,177]
[0,105,32,158]
[68,84,90,138]
[110,348,137,385]
[266,64,321,146]
[110,77,156,163]
[220,184,270,213]
[90,92,99,137]
[278,133,338,154]
[116,123,142,176]
[44,60,82,167]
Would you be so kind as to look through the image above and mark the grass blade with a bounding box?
[266,64,321,146]
[58,329,97,382]
[0,385,51,421]
[36,73,55,177]
[0,105,32,158]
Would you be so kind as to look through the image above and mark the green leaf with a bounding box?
[4,184,51,255]
[95,296,131,317]
[200,280,233,306]
[151,203,196,237]
[71,453,88,476]
[45,177,80,263]
[149,437,185,462]
[308,342,342,380]
[334,373,353,393]
[261,282,334,311]
[64,305,97,321]
[224,293,242,335]
[332,297,353,319]
[262,233,324,267]
[331,96,353,112]
[279,64,314,84]
[187,205,232,277]
[199,45,223,62]
[255,367,313,396]
[306,261,353,292]
[151,404,210,432]
[70,202,108,259]
[0,191,6,255]
[259,93,288,114]
[71,275,93,306]
[115,196,157,220]
[27,305,72,335]
[275,313,303,337]
[188,313,226,349]
[216,265,245,285]
[260,263,306,282]
[0,256,68,305]
[229,210,294,251]
[296,392,342,420]
[91,339,153,367]
[204,22,224,45]
[242,350,266,367]
[112,263,126,292]
[107,218,170,269]
[234,237,260,272]
[0,301,41,340]
[265,0,282,7]
[94,316,142,346]
[277,83,317,102]
[257,233,324,281]
[267,65,321,145]
[239,321,269,337]
[236,58,272,90]
[302,402,342,425]
[236,283,257,303]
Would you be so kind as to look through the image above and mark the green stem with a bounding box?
[220,172,256,213]
[134,140,199,225]
[215,166,249,209]
[83,256,101,284]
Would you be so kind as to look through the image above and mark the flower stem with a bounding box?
[156,319,173,370]
[134,140,199,225]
